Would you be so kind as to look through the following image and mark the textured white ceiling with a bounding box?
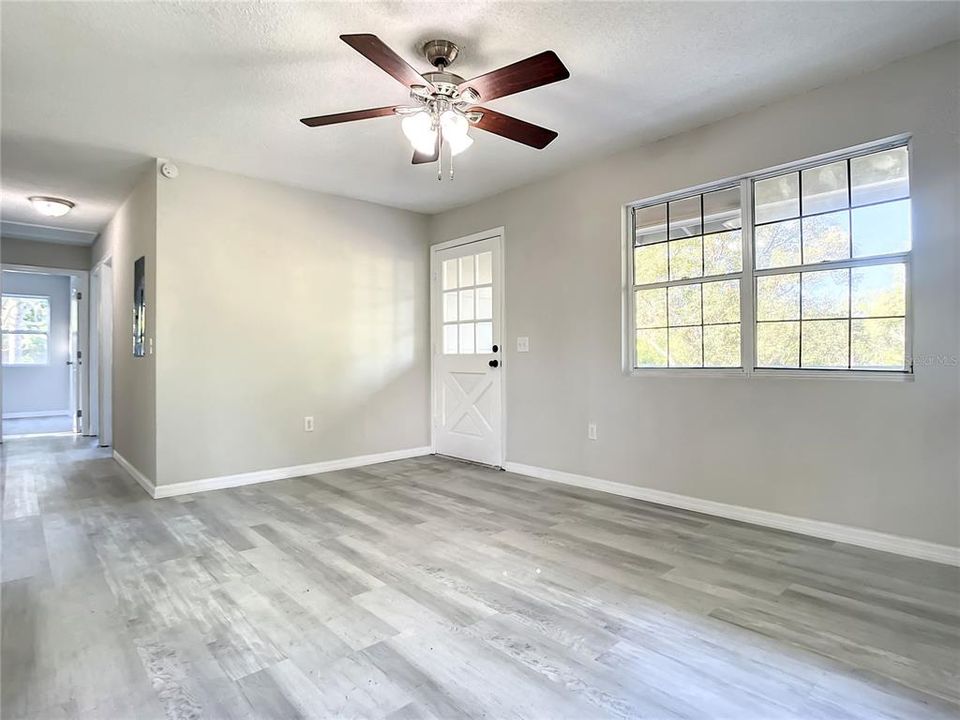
[2,1,958,242]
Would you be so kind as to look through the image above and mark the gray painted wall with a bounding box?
[1,270,71,415]
[1,237,91,271]
[429,42,960,547]
[153,163,430,486]
[91,166,158,481]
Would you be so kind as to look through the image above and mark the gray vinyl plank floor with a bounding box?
[2,435,958,719]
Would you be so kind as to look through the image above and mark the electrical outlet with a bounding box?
[517,336,529,352]
[304,416,314,432]
[587,423,597,440]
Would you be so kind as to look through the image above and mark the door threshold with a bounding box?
[433,453,504,471]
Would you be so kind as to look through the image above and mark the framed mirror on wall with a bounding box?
[133,256,145,357]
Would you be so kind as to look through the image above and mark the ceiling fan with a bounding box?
[300,35,570,179]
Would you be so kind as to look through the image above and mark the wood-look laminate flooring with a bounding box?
[2,435,958,719]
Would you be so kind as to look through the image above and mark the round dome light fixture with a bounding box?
[28,196,75,218]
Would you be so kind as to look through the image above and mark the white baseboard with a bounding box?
[115,446,432,499]
[3,410,71,419]
[504,461,960,567]
[113,451,156,497]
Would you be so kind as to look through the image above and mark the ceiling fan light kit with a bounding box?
[300,34,569,181]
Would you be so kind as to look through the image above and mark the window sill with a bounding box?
[750,368,914,382]
[628,368,746,379]
[627,368,914,381]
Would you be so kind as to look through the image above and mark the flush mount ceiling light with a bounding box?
[299,35,570,181]
[28,196,75,218]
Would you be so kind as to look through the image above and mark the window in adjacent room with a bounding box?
[1,294,51,365]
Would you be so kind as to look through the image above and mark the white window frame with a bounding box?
[623,134,914,381]
[1,292,52,367]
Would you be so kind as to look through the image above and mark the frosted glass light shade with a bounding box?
[402,112,436,153]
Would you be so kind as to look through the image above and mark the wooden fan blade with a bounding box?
[300,106,398,127]
[458,50,569,102]
[340,34,435,91]
[412,134,440,164]
[471,107,558,149]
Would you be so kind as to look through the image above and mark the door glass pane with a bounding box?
[703,230,742,276]
[756,274,800,321]
[442,259,458,290]
[755,219,801,269]
[476,322,493,354]
[704,324,740,367]
[669,196,701,239]
[669,237,703,280]
[703,187,741,234]
[443,292,458,322]
[802,161,848,215]
[458,289,475,321]
[668,326,702,367]
[756,321,799,368]
[635,288,667,329]
[702,280,739,324]
[459,255,475,287]
[635,203,667,245]
[801,319,849,368]
[475,252,492,284]
[851,318,905,369]
[852,199,911,257]
[802,211,850,264]
[851,264,905,318]
[634,244,668,285]
[443,324,458,354]
[802,269,849,320]
[755,173,799,224]
[636,329,668,367]
[850,147,909,206]
[475,286,493,319]
[458,323,475,354]
[668,284,702,326]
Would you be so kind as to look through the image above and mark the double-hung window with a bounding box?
[632,186,744,368]
[1,294,51,366]
[628,138,912,376]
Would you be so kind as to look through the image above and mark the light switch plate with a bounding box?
[517,336,529,352]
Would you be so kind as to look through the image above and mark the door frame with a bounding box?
[0,263,90,439]
[429,227,506,466]
[90,256,113,447]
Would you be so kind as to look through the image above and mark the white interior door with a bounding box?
[433,234,503,466]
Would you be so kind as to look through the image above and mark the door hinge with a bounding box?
[76,291,82,300]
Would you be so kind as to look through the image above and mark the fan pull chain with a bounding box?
[437,128,443,182]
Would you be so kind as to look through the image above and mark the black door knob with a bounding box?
[492,344,499,353]
[489,359,500,368]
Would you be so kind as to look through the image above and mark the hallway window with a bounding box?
[1,294,50,365]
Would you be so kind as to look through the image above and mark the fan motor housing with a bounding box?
[423,39,459,69]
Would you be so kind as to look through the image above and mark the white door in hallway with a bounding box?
[432,232,503,467]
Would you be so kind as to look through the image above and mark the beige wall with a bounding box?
[1,237,91,270]
[91,165,158,481]
[430,42,960,547]
[154,163,430,486]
